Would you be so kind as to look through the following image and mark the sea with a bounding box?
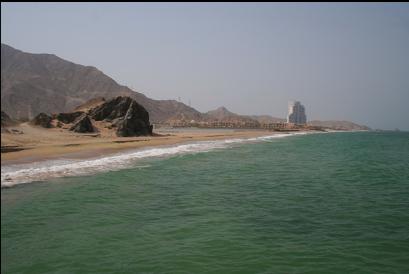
[2,131,409,273]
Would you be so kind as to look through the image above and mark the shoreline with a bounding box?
[1,129,279,166]
[1,129,317,187]
[1,129,372,188]
[2,129,371,168]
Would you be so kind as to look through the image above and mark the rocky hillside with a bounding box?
[206,106,236,121]
[1,43,200,122]
[1,44,371,129]
[205,107,259,123]
[308,120,370,130]
[204,107,287,125]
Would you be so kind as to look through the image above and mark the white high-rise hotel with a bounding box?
[287,101,307,124]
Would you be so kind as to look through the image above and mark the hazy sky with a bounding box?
[2,3,409,130]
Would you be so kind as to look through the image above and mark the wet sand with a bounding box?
[1,124,277,166]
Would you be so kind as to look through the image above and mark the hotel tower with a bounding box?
[287,101,307,124]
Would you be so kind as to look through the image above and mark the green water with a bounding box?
[2,132,409,273]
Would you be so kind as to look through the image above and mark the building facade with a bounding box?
[287,101,307,124]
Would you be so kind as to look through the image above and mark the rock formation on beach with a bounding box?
[0,96,153,136]
[29,113,53,128]
[89,96,152,136]
[90,96,135,121]
[53,112,84,124]
[116,101,153,137]
[24,96,152,136]
[69,114,95,133]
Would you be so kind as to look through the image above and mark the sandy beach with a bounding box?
[1,123,278,166]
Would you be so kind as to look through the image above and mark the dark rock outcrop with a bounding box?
[89,96,133,121]
[115,101,153,137]
[90,96,152,136]
[1,111,17,127]
[74,97,106,112]
[30,113,53,128]
[69,114,95,133]
[23,96,151,136]
[54,112,84,124]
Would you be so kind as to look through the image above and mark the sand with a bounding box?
[1,123,278,165]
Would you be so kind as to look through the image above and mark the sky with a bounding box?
[1,3,409,130]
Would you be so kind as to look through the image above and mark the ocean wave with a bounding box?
[1,132,309,187]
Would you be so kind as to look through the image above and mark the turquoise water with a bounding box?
[2,132,409,273]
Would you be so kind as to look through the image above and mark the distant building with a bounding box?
[287,101,307,124]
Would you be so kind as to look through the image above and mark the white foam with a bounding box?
[1,132,311,187]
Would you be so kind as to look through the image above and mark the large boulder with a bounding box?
[54,111,84,124]
[89,96,133,121]
[69,114,95,133]
[89,96,152,136]
[30,113,53,128]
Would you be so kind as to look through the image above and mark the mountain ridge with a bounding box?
[1,43,370,130]
[1,43,201,122]
[308,120,370,130]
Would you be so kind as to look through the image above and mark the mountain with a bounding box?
[308,120,370,130]
[1,43,201,122]
[205,106,259,123]
[206,106,238,120]
[1,44,371,129]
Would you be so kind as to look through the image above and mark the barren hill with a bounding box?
[308,120,370,130]
[205,106,258,123]
[1,43,201,122]
[1,44,370,129]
